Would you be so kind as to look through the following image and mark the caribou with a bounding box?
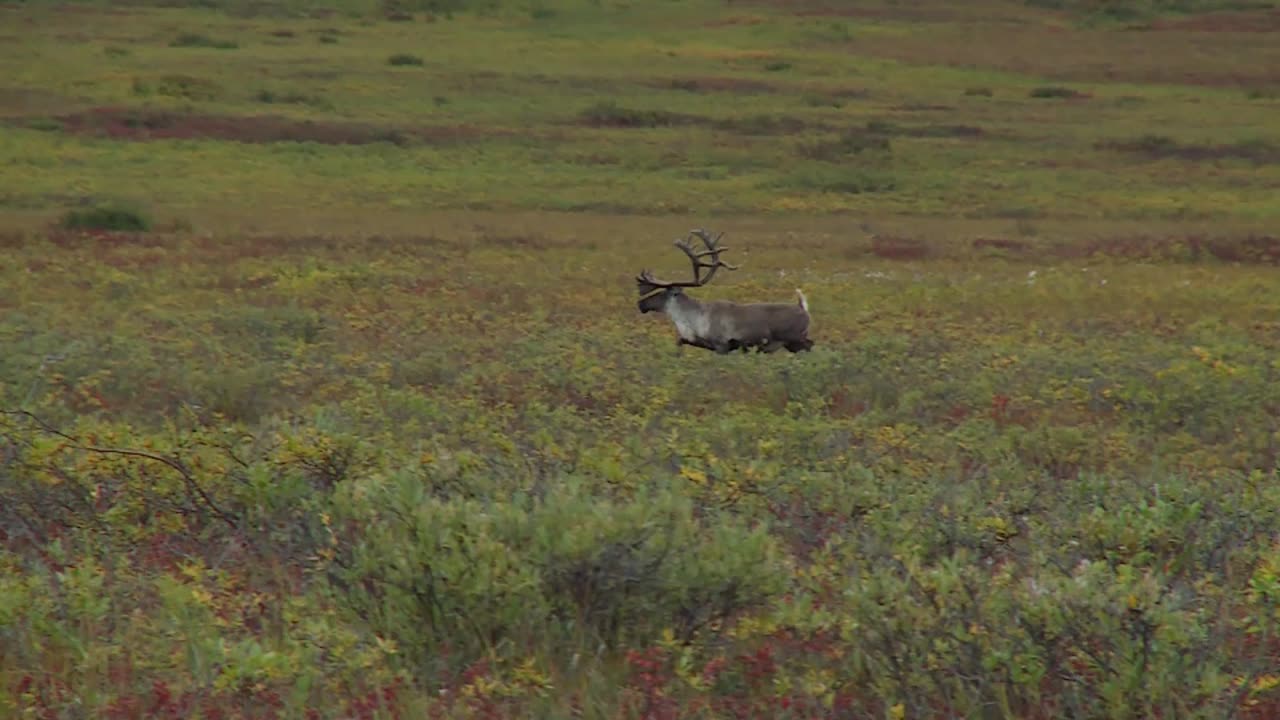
[636,229,814,354]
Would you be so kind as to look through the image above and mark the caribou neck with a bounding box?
[666,291,704,313]
[664,291,710,342]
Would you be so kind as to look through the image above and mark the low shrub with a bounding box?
[1030,85,1086,99]
[797,129,892,161]
[326,474,785,670]
[169,32,239,49]
[578,100,694,128]
[133,74,224,101]
[59,203,151,232]
[387,52,425,66]
[1098,134,1280,164]
[254,89,333,109]
[25,117,63,132]
[869,234,931,260]
[770,166,897,194]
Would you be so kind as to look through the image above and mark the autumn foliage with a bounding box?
[3,223,1280,719]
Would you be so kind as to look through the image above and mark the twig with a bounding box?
[1,408,239,530]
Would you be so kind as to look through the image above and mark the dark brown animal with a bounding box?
[636,229,814,354]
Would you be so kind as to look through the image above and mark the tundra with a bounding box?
[636,229,814,354]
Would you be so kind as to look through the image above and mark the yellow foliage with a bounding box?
[680,467,708,485]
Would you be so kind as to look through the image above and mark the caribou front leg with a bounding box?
[685,337,737,354]
[678,337,720,353]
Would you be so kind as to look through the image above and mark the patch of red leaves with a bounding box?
[739,0,980,21]
[1148,9,1280,32]
[98,679,286,720]
[45,228,168,249]
[973,236,1032,254]
[1057,233,1280,265]
[870,234,932,261]
[651,76,778,94]
[702,14,771,28]
[47,107,500,146]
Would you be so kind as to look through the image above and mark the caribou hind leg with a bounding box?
[785,339,814,353]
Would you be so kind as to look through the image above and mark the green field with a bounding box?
[3,0,1280,718]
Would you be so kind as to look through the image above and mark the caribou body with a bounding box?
[636,229,814,354]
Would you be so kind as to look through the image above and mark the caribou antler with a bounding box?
[636,228,739,296]
[679,228,738,286]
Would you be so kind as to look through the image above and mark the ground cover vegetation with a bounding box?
[2,0,1280,717]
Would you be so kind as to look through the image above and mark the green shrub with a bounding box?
[770,166,897,194]
[387,52,424,66]
[1030,85,1086,99]
[714,114,807,135]
[797,128,892,161]
[254,89,333,109]
[25,117,63,132]
[169,32,239,49]
[1098,134,1280,164]
[134,74,224,101]
[578,100,693,128]
[326,474,785,670]
[59,203,151,232]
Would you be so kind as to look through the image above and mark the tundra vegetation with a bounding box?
[2,0,1280,718]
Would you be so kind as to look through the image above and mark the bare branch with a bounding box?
[1,409,239,530]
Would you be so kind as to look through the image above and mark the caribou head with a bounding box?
[636,229,814,354]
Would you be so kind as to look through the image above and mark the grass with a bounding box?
[0,0,1278,220]
[3,0,1280,718]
